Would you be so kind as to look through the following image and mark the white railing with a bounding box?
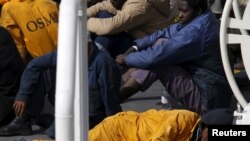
[56,0,88,141]
[220,0,250,124]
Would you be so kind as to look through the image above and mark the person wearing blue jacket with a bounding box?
[0,35,122,138]
[116,0,232,115]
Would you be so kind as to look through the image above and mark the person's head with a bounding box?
[178,0,208,24]
[110,0,126,10]
[199,108,234,141]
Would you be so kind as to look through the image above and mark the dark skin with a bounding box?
[201,127,208,141]
[115,0,203,102]
[115,47,134,65]
[116,0,201,65]
[14,41,95,117]
[178,0,201,24]
[13,100,27,117]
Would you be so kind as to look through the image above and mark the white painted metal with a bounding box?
[55,0,78,141]
[74,1,88,141]
[220,0,248,108]
[232,0,249,35]
[210,0,223,14]
[220,0,250,124]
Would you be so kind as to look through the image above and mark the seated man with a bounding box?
[89,108,234,141]
[0,35,122,138]
[87,0,177,58]
[0,0,59,62]
[116,0,232,115]
[0,26,26,125]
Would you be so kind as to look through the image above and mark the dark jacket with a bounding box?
[125,10,232,111]
[88,46,122,128]
[15,46,122,128]
[15,50,57,102]
[0,26,25,97]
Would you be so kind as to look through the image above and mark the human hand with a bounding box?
[13,100,27,117]
[123,47,136,55]
[116,54,126,65]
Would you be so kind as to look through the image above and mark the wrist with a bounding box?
[132,45,139,51]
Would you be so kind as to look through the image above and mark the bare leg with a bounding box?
[119,76,141,103]
[120,68,157,103]
[121,68,137,83]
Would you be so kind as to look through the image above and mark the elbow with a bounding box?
[88,26,114,35]
[143,59,155,69]
[127,60,155,69]
[97,26,115,35]
[87,20,116,35]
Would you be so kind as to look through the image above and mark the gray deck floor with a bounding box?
[0,81,249,141]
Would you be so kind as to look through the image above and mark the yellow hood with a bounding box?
[0,0,7,5]
[1,0,32,5]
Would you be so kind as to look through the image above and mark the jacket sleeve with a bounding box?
[87,1,152,35]
[125,26,203,69]
[1,4,27,62]
[134,27,171,50]
[15,51,57,102]
[87,1,118,17]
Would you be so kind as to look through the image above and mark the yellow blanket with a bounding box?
[89,109,200,141]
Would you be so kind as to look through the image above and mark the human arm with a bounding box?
[87,0,152,35]
[116,28,170,65]
[87,1,118,17]
[125,26,203,69]
[15,51,57,102]
[134,27,170,50]
[1,4,27,61]
[115,45,138,65]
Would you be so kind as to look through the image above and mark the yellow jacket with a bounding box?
[89,109,200,141]
[0,0,58,61]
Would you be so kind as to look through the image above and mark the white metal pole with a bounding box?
[220,0,248,108]
[55,0,79,140]
[232,0,248,35]
[74,0,88,141]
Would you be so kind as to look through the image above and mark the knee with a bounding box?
[94,36,113,50]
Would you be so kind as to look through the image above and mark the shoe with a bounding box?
[0,96,14,123]
[0,110,15,127]
[161,93,186,110]
[36,113,54,129]
[44,121,55,139]
[0,116,32,136]
[162,102,173,110]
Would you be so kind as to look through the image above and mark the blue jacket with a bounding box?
[88,47,122,117]
[16,50,57,102]
[126,10,232,110]
[16,46,121,121]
